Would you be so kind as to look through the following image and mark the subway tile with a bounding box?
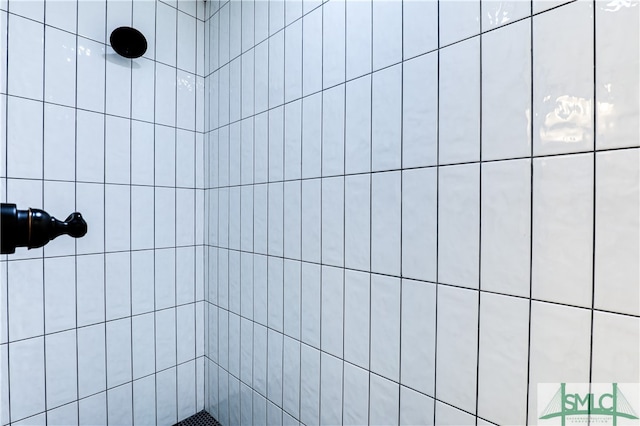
[45,26,76,107]
[369,373,399,426]
[8,15,44,100]
[403,0,437,59]
[371,171,401,276]
[343,363,369,426]
[107,383,133,426]
[370,274,400,382]
[323,0,345,89]
[10,337,45,422]
[372,0,402,71]
[345,75,371,174]
[77,324,106,398]
[439,0,480,46]
[77,38,106,112]
[371,64,402,171]
[533,1,593,156]
[346,0,371,80]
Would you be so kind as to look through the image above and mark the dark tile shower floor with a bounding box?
[174,411,222,426]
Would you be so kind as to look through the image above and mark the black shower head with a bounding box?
[110,26,148,59]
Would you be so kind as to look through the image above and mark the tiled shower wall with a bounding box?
[204,0,639,425]
[0,0,207,424]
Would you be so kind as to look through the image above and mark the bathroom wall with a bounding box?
[0,0,207,424]
[204,0,639,425]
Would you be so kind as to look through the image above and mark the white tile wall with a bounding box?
[1,0,205,424]
[2,0,639,425]
[204,1,640,426]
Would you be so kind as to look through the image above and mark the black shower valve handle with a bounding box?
[0,203,88,254]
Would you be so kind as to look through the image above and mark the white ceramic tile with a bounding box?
[177,71,197,130]
[300,344,320,426]
[344,175,370,271]
[241,0,255,52]
[156,63,177,126]
[482,19,531,161]
[216,367,229,424]
[320,352,342,425]
[106,318,132,388]
[155,308,177,371]
[402,53,437,168]
[131,186,154,250]
[301,93,322,178]
[477,293,529,426]
[269,107,285,182]
[8,259,43,341]
[302,8,322,96]
[43,104,75,181]
[481,159,531,297]
[372,0,401,71]
[240,186,254,253]
[482,0,530,30]
[105,252,131,320]
[252,323,268,395]
[591,311,640,383]
[345,0,371,80]
[321,177,344,266]
[240,317,253,384]
[438,163,480,288]
[285,21,303,103]
[77,324,106,398]
[9,337,45,422]
[268,257,284,331]
[342,363,369,426]
[283,259,301,339]
[404,0,437,59]
[105,184,130,252]
[439,37,480,164]
[254,113,268,184]
[178,11,196,73]
[155,125,176,187]
[229,0,241,59]
[107,383,133,426]
[371,64,402,171]
[177,130,195,187]
[229,59,241,123]
[320,266,343,358]
[44,256,75,334]
[269,31,285,108]
[402,168,437,281]
[7,97,42,179]
[400,386,434,426]
[47,402,78,426]
[79,392,107,426]
[45,330,77,408]
[177,304,196,363]
[400,279,436,396]
[105,116,130,184]
[527,301,591,425]
[301,263,321,348]
[45,26,76,107]
[596,1,639,149]
[345,75,371,174]
[157,2,177,67]
[343,270,369,369]
[533,1,593,156]
[0,14,6,95]
[322,0,345,89]
[371,171,401,275]
[218,126,230,187]
[284,100,302,180]
[76,110,105,183]
[370,274,400,382]
[439,0,480,46]
[254,0,268,44]
[301,178,321,263]
[77,38,106,112]
[46,0,76,33]
[322,85,345,176]
[157,367,178,425]
[595,149,640,315]
[254,42,269,114]
[532,0,573,14]
[132,312,155,379]
[436,285,478,413]
[178,361,197,421]
[532,154,593,307]
[267,329,283,406]
[267,182,284,255]
[253,254,267,325]
[132,0,155,61]
[76,254,105,327]
[434,401,475,426]
[7,15,43,100]
[105,49,131,117]
[228,312,240,376]
[369,373,399,426]
[176,246,195,305]
[252,391,266,426]
[283,336,301,418]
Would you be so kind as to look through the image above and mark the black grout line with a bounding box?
[128,0,135,422]
[101,0,108,421]
[433,0,440,422]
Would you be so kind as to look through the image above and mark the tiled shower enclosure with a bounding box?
[2,0,639,425]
